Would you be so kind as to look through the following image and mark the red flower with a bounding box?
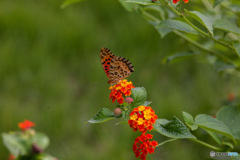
[172,0,180,4]
[109,79,135,104]
[18,120,35,130]
[133,134,158,160]
[128,106,158,134]
[8,154,15,160]
[172,0,189,4]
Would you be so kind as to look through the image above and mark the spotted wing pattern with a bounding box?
[100,47,116,78]
[100,47,134,84]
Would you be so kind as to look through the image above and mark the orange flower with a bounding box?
[109,79,135,104]
[128,106,158,133]
[133,133,158,160]
[183,0,189,3]
[18,120,35,130]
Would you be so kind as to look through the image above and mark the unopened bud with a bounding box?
[114,108,122,115]
[125,97,133,104]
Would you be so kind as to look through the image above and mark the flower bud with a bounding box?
[125,97,133,104]
[114,108,122,115]
[32,144,43,154]
[228,92,236,102]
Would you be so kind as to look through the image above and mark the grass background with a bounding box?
[0,0,239,159]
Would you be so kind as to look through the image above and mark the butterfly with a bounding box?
[100,47,134,85]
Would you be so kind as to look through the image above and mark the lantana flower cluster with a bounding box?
[128,106,158,133]
[133,134,158,160]
[109,79,135,104]
[128,106,158,160]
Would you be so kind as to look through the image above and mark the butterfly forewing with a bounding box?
[100,47,134,85]
[100,47,116,78]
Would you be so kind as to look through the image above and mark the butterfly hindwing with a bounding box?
[108,56,134,84]
[100,47,134,84]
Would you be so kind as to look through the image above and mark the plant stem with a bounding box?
[164,1,235,51]
[173,30,236,65]
[156,138,178,147]
[141,10,236,65]
[190,138,221,151]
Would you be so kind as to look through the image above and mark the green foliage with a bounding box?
[182,111,198,131]
[195,114,236,144]
[130,87,147,108]
[216,106,240,139]
[88,108,116,123]
[2,129,54,159]
[154,117,196,139]
[61,0,84,8]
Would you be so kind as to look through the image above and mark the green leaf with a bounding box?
[130,87,147,108]
[233,43,240,58]
[165,51,200,64]
[35,154,58,160]
[155,26,172,38]
[216,106,240,139]
[213,61,236,72]
[213,19,240,35]
[125,0,158,5]
[214,0,225,7]
[222,141,234,149]
[143,101,152,106]
[119,0,139,12]
[205,130,221,145]
[154,117,196,139]
[2,133,30,156]
[195,114,236,143]
[61,0,84,9]
[158,19,198,34]
[185,10,214,36]
[88,108,116,123]
[182,111,198,131]
[32,133,50,150]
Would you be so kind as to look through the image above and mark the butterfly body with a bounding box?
[100,47,134,85]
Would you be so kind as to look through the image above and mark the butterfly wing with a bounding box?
[100,47,116,78]
[108,56,134,85]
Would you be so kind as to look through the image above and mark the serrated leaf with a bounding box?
[88,108,116,123]
[130,87,147,108]
[32,133,50,150]
[2,133,30,156]
[214,0,225,7]
[154,117,196,139]
[213,19,240,35]
[165,51,200,64]
[216,106,240,139]
[185,10,214,36]
[125,0,158,5]
[61,0,84,9]
[158,19,198,34]
[182,111,198,131]
[195,114,236,143]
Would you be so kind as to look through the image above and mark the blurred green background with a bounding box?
[0,0,239,159]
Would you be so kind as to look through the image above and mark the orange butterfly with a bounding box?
[100,47,134,85]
